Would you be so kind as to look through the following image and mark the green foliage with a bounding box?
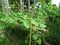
[37,39,41,44]
[1,0,60,45]
[0,37,3,42]
[39,24,46,29]
[0,23,5,30]
[0,9,47,29]
[0,10,46,45]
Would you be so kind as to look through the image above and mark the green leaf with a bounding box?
[37,39,41,44]
[23,15,28,20]
[0,17,7,21]
[0,23,5,30]
[32,34,38,40]
[8,18,16,23]
[0,37,3,42]
[39,24,46,29]
[32,19,38,26]
[23,21,29,29]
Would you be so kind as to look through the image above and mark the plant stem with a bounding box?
[29,14,32,45]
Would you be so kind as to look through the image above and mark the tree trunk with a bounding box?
[20,0,23,12]
[28,0,30,11]
[2,0,10,14]
[0,0,2,11]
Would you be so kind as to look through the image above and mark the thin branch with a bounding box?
[32,26,48,32]
[43,38,50,45]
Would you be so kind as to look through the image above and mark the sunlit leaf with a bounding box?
[32,19,38,27]
[32,34,38,40]
[37,39,41,44]
[23,21,29,29]
[39,23,46,29]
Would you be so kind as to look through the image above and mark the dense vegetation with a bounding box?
[0,0,60,45]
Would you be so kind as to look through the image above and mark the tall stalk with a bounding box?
[29,14,32,45]
[34,0,36,45]
[28,0,32,45]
